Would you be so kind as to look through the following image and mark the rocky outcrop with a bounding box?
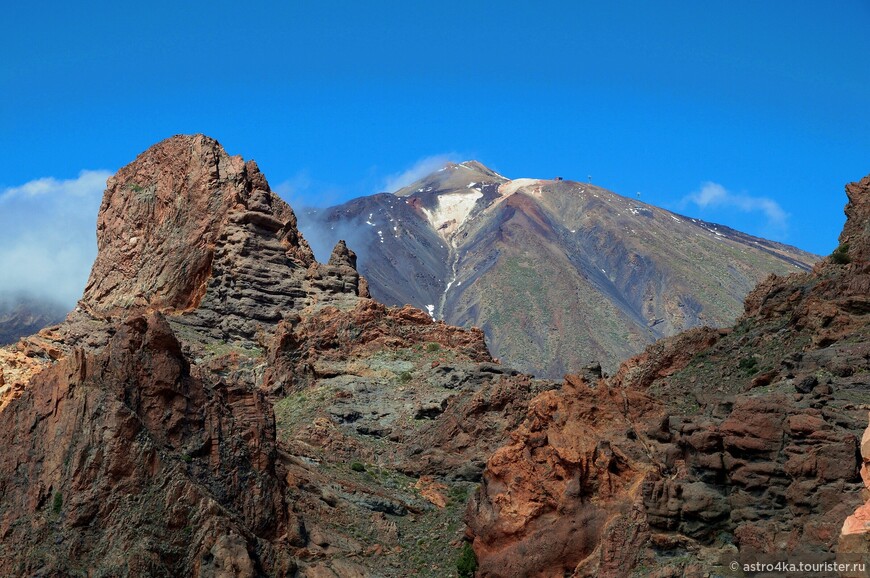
[608,326,724,390]
[74,135,375,349]
[262,297,491,397]
[466,173,870,577]
[0,312,295,576]
[466,375,659,577]
[82,134,314,317]
[303,240,370,306]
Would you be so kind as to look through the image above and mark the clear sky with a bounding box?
[1,1,868,305]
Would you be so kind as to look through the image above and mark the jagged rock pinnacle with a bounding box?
[327,239,357,269]
[81,134,314,315]
[78,134,377,342]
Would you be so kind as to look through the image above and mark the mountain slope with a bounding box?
[465,174,870,576]
[0,295,68,345]
[301,164,818,377]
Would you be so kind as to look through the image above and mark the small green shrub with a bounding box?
[738,357,758,374]
[351,462,366,473]
[831,243,851,264]
[52,491,63,514]
[456,541,478,578]
[449,484,470,503]
[397,370,413,383]
[426,342,441,352]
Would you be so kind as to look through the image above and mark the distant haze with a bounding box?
[296,207,373,265]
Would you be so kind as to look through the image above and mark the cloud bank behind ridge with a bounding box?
[0,170,111,308]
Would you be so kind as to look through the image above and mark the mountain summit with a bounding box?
[302,162,818,377]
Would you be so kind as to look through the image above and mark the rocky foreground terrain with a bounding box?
[0,134,865,578]
[465,175,870,576]
[302,161,818,378]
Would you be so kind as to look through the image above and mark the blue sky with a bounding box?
[2,1,868,305]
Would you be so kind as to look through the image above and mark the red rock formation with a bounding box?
[0,313,295,575]
[83,134,313,315]
[840,175,870,263]
[263,298,492,395]
[467,375,660,577]
[466,174,870,577]
[608,326,724,390]
[840,414,870,553]
[0,136,369,574]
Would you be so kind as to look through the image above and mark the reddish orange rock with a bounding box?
[842,414,870,540]
[414,476,449,508]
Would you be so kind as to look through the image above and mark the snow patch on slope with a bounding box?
[422,191,483,239]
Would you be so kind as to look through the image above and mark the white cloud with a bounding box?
[0,170,110,201]
[381,153,459,193]
[0,170,111,307]
[682,182,789,233]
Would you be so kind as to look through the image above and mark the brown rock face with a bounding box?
[0,312,294,576]
[467,376,659,577]
[840,175,870,263]
[82,134,314,316]
[466,173,870,577]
